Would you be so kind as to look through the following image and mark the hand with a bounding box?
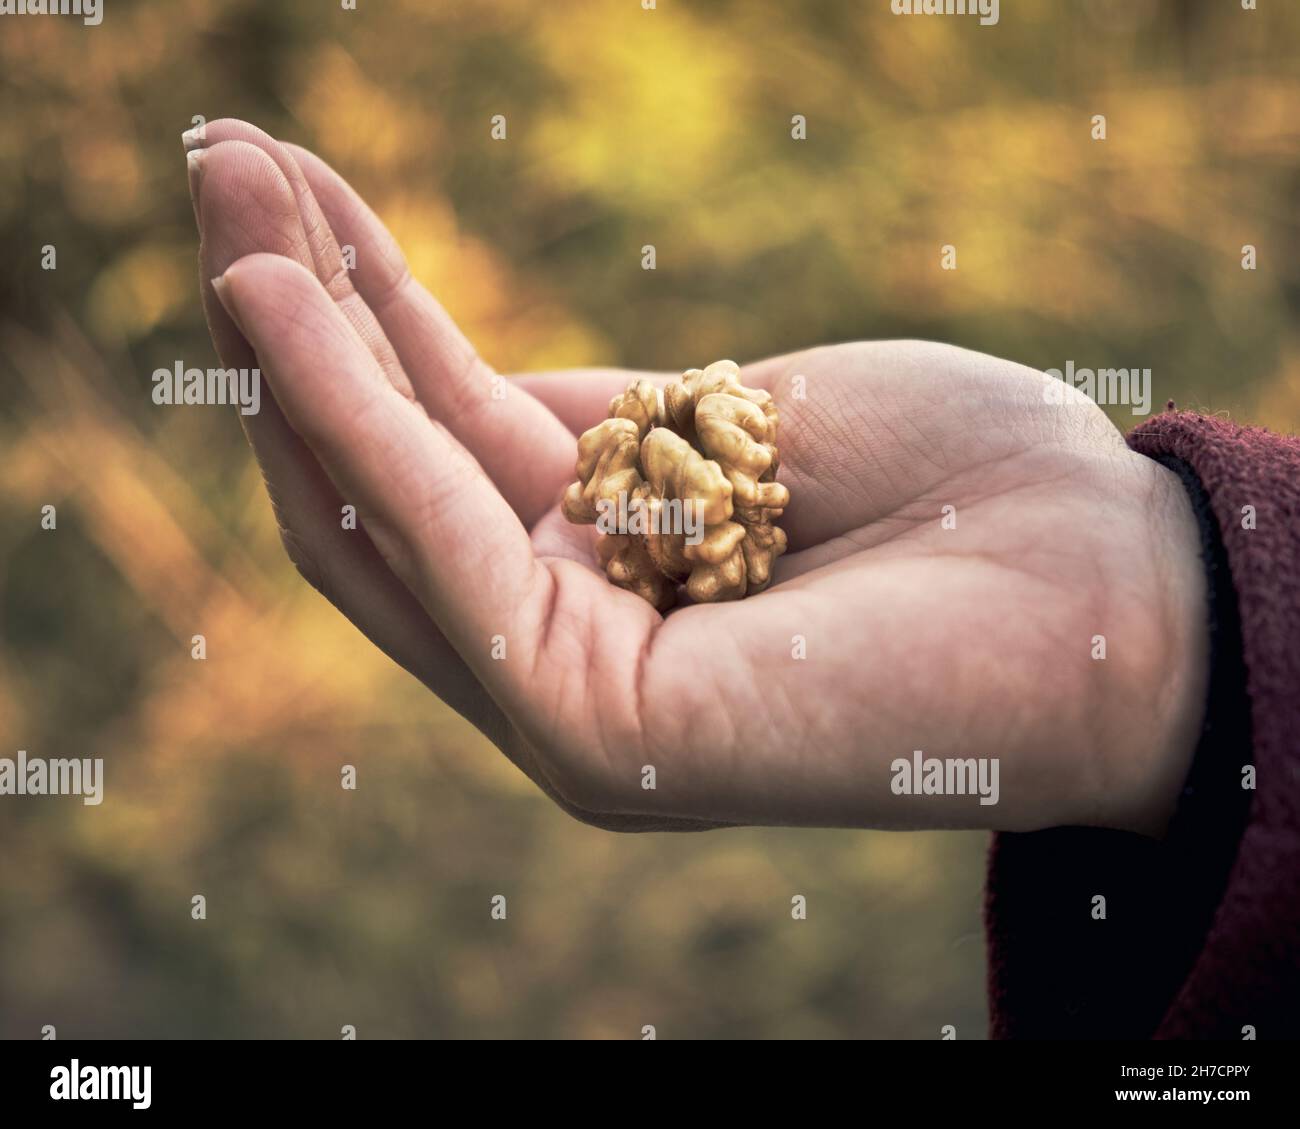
[186,120,1209,837]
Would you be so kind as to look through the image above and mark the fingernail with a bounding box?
[181,127,205,152]
[186,148,205,229]
[210,273,241,330]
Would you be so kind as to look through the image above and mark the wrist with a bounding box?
[1111,456,1212,838]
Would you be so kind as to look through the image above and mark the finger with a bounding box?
[188,120,411,397]
[192,139,494,727]
[511,360,790,437]
[511,368,676,435]
[211,254,603,717]
[282,141,578,526]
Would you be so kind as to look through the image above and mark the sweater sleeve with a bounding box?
[983,410,1300,1039]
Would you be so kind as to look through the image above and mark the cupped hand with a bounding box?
[186,120,1208,837]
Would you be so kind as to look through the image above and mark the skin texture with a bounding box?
[185,120,1210,839]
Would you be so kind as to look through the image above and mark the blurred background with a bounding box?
[1,0,1297,1038]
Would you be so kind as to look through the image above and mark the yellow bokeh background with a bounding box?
[1,0,1297,1037]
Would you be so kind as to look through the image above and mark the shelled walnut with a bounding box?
[563,361,788,610]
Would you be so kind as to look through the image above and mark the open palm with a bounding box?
[190,121,1207,839]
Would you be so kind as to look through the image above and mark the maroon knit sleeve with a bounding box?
[984,410,1300,1039]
